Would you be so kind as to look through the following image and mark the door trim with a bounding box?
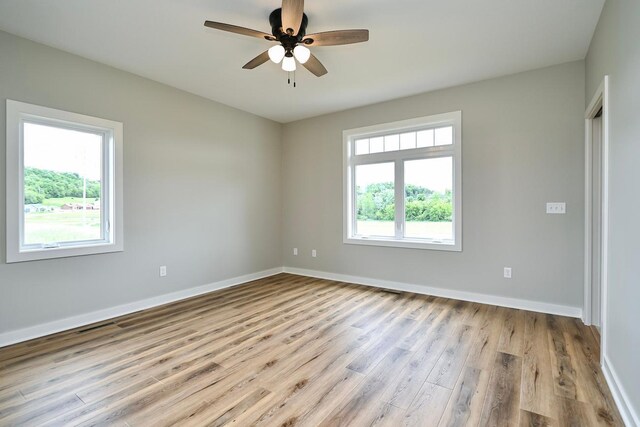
[583,76,609,358]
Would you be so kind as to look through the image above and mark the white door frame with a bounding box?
[584,76,609,358]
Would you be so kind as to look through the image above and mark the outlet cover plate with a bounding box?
[546,202,566,214]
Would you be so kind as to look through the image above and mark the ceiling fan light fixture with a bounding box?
[293,45,311,64]
[204,2,369,79]
[282,55,296,71]
[268,45,286,63]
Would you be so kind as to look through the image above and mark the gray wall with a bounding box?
[282,61,585,309]
[586,0,640,420]
[0,31,283,333]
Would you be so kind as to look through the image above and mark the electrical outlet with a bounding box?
[504,267,512,279]
[311,249,317,258]
[159,265,167,277]
[546,202,566,214]
[293,248,298,256]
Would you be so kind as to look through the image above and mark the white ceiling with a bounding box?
[0,0,604,123]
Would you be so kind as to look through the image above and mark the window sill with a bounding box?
[7,241,123,263]
[344,236,461,252]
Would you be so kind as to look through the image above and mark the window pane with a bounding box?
[384,134,399,152]
[23,122,103,245]
[355,138,369,155]
[355,162,395,237]
[416,129,434,147]
[435,126,453,146]
[404,157,453,241]
[400,132,416,150]
[369,136,384,153]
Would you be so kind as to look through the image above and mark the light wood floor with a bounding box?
[0,274,623,426]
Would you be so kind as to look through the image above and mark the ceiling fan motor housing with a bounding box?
[269,8,308,50]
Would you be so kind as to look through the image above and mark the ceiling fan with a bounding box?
[204,0,369,78]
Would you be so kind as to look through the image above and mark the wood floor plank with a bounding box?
[0,274,624,427]
[498,309,525,356]
[556,396,604,427]
[546,315,578,400]
[402,382,451,426]
[397,305,443,351]
[176,387,272,427]
[479,352,522,427]
[466,306,504,370]
[380,320,449,409]
[427,324,476,389]
[520,312,556,418]
[358,401,406,427]
[251,367,364,426]
[317,347,413,426]
[346,316,416,374]
[0,393,85,426]
[519,409,557,427]
[437,366,490,427]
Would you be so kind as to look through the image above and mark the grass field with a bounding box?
[25,210,101,244]
[357,220,452,240]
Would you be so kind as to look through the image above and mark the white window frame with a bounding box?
[343,111,462,251]
[6,100,124,262]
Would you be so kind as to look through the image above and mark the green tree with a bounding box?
[24,189,44,204]
[358,181,452,222]
[23,167,101,203]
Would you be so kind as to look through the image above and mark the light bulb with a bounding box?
[282,56,296,71]
[268,45,285,63]
[293,45,311,64]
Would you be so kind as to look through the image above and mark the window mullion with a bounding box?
[394,159,404,239]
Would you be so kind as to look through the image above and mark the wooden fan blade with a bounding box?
[204,21,275,41]
[303,29,369,46]
[302,53,328,77]
[281,0,304,35]
[242,51,271,69]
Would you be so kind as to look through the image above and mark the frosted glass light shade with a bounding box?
[282,56,296,71]
[268,45,285,63]
[293,45,311,64]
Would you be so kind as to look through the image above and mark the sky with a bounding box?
[24,122,102,180]
[356,157,453,193]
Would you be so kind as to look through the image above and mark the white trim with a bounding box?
[602,355,640,427]
[283,267,582,318]
[583,77,609,361]
[342,111,462,252]
[6,99,125,263]
[0,267,283,348]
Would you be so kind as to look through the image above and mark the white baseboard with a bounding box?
[283,266,582,318]
[603,354,639,427]
[0,265,584,348]
[0,267,284,348]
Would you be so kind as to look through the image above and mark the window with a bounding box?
[6,100,123,262]
[343,111,462,251]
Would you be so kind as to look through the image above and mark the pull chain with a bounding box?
[285,71,297,88]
